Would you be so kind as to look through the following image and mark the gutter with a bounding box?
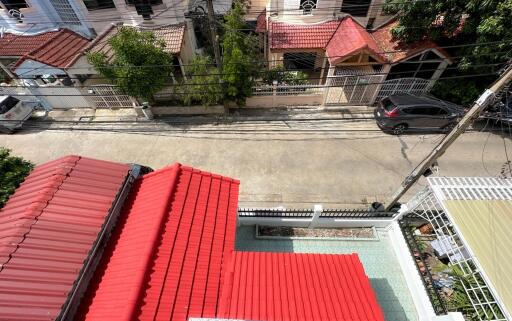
[55,163,152,321]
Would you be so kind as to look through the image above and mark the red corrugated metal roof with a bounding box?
[326,17,387,65]
[13,29,90,70]
[218,251,385,321]
[0,31,60,57]
[76,164,240,321]
[0,155,130,321]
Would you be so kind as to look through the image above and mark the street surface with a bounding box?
[2,110,510,208]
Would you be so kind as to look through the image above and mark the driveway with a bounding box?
[2,117,510,208]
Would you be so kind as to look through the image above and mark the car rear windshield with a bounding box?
[382,98,395,112]
[0,96,20,114]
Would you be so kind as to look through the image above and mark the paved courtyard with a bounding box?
[236,226,417,321]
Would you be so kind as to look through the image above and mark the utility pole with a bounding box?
[206,0,222,70]
[385,62,512,212]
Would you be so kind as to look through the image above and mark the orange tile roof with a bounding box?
[370,20,452,63]
[269,16,451,64]
[0,31,61,57]
[326,17,386,65]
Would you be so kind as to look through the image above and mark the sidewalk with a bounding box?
[37,105,374,123]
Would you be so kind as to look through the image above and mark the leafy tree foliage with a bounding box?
[221,1,259,105]
[87,27,173,101]
[180,55,223,106]
[384,0,512,105]
[0,148,33,208]
[263,66,309,85]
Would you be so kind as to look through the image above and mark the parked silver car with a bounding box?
[0,95,39,134]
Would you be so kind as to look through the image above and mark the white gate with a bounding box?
[323,67,386,106]
[376,77,430,102]
[87,85,138,109]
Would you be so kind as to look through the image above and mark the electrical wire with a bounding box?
[0,72,503,97]
[4,0,442,25]
[6,62,505,88]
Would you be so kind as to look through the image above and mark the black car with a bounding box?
[374,94,464,135]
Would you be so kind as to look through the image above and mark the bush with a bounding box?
[179,55,223,106]
[0,148,33,208]
[262,66,309,86]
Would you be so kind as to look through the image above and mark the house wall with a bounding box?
[73,0,231,34]
[268,0,392,26]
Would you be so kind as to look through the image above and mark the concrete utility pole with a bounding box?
[385,62,512,212]
[206,0,222,70]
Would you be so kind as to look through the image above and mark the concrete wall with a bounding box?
[151,105,225,115]
[246,94,323,107]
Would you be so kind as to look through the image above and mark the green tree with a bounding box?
[221,1,259,105]
[180,55,223,106]
[384,0,512,105]
[87,27,173,101]
[0,148,33,208]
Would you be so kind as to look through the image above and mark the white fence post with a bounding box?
[309,204,323,228]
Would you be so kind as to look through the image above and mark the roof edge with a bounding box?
[56,163,142,321]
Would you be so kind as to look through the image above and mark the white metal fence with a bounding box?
[87,85,138,109]
[376,78,430,102]
[324,74,386,105]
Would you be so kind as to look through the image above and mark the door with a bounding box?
[423,106,451,128]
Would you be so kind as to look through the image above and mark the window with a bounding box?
[340,0,371,17]
[0,96,20,114]
[125,0,163,5]
[1,0,28,11]
[300,0,316,15]
[83,0,115,10]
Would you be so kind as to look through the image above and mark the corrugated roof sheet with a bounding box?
[0,31,60,57]
[85,23,185,64]
[76,163,240,321]
[0,155,130,321]
[13,29,90,69]
[218,251,385,321]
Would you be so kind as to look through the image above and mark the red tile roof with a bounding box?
[269,16,451,64]
[0,31,60,57]
[269,20,340,50]
[0,155,130,321]
[12,29,90,70]
[218,251,385,321]
[371,20,452,63]
[76,164,240,321]
[326,17,387,65]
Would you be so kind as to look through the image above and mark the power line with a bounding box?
[7,62,506,88]
[9,42,512,72]
[2,72,502,97]
[3,0,434,25]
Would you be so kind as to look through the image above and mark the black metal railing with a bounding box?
[238,208,396,218]
[399,218,448,315]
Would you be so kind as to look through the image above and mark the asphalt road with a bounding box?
[2,115,510,208]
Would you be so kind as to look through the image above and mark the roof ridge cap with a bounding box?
[325,19,344,49]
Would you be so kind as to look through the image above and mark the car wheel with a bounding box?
[392,124,407,135]
[443,123,456,133]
